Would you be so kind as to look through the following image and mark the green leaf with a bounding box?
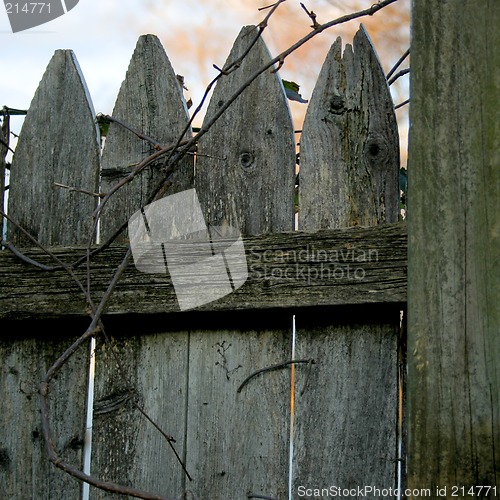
[282,79,300,92]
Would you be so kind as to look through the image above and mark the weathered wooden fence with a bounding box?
[0,25,406,499]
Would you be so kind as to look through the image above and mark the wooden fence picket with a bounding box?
[1,50,100,498]
[90,34,194,499]
[195,24,296,235]
[7,49,100,246]
[298,25,399,229]
[187,25,296,499]
[292,25,401,496]
[99,34,194,243]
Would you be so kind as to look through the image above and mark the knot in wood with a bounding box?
[364,134,389,168]
[328,95,345,114]
[239,152,255,169]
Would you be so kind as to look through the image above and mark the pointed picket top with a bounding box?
[299,24,400,230]
[7,49,100,246]
[100,34,194,242]
[195,25,296,236]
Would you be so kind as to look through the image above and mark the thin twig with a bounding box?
[386,47,409,80]
[98,114,162,148]
[237,359,314,393]
[54,182,105,198]
[258,1,280,11]
[135,403,193,481]
[0,137,15,155]
[388,67,410,86]
[1,239,54,271]
[299,358,316,396]
[395,98,410,110]
[300,2,320,28]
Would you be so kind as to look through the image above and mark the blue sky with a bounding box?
[1,1,160,126]
[0,0,274,135]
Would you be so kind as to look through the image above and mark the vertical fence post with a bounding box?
[408,1,500,494]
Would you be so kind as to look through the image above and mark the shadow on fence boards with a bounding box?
[0,25,406,499]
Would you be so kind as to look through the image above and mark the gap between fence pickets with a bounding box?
[82,337,96,500]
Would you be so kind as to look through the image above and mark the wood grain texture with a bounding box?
[7,49,100,246]
[408,1,500,492]
[299,25,399,229]
[0,50,95,499]
[99,34,194,243]
[0,224,407,319]
[184,26,294,499]
[292,25,400,497]
[293,312,400,490]
[0,329,90,499]
[90,329,189,499]
[196,25,296,236]
[90,34,194,499]
[185,326,292,500]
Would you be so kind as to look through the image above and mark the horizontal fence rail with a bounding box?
[0,223,406,319]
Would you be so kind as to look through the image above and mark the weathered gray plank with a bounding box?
[7,49,100,246]
[90,35,194,499]
[299,25,399,229]
[185,325,292,500]
[0,327,90,499]
[408,1,500,493]
[185,26,295,499]
[0,49,97,499]
[0,223,407,319]
[90,327,189,499]
[196,25,296,235]
[293,310,400,490]
[99,34,194,243]
[293,25,400,497]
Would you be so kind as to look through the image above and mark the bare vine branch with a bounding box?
[388,67,410,86]
[300,2,320,29]
[54,182,105,198]
[386,47,410,80]
[97,113,162,148]
[237,359,315,393]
